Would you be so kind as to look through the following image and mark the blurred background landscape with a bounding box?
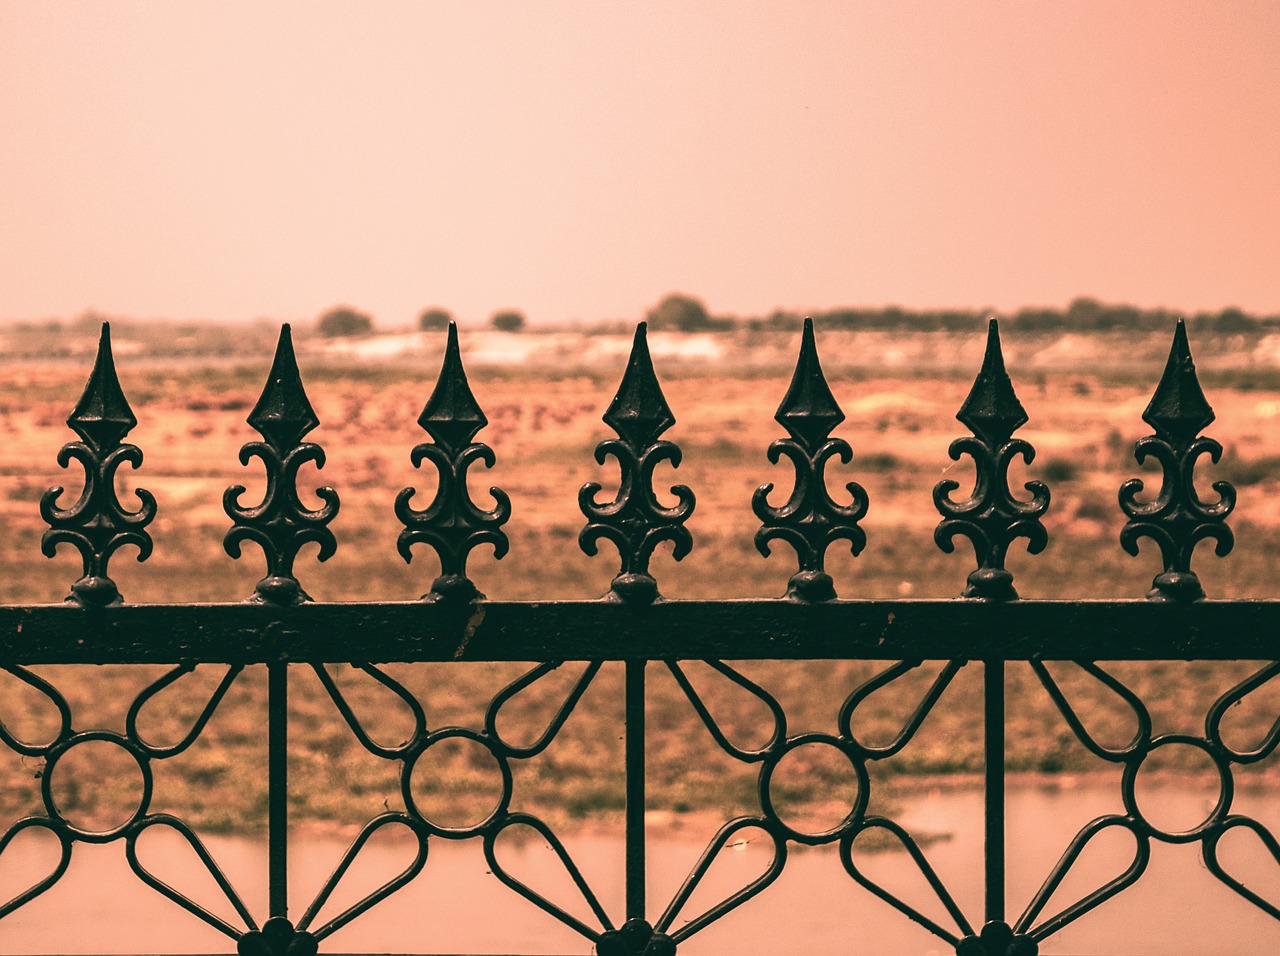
[3,4,1280,950]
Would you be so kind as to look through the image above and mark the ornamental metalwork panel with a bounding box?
[1,318,1275,956]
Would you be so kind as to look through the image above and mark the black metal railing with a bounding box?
[1,317,1276,956]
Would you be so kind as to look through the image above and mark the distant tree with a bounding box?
[1066,297,1105,328]
[490,310,526,332]
[317,306,374,338]
[418,307,452,331]
[646,293,711,332]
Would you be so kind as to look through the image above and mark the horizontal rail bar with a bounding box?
[0,599,1275,664]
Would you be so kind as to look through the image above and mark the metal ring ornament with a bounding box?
[401,727,513,838]
[757,732,869,846]
[41,730,153,843]
[1120,733,1234,844]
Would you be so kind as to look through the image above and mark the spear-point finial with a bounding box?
[602,324,676,449]
[417,322,489,452]
[775,317,846,450]
[581,323,694,604]
[1141,319,1215,447]
[68,323,138,452]
[1120,320,1234,601]
[42,323,155,606]
[934,320,1048,600]
[754,318,867,601]
[246,325,319,451]
[397,322,510,602]
[956,320,1029,446]
[225,325,338,605]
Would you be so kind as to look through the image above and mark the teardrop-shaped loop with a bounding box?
[1014,814,1148,940]
[665,660,787,762]
[0,665,72,757]
[484,661,601,758]
[0,817,72,920]
[124,813,256,939]
[296,813,430,942]
[654,816,786,943]
[1206,661,1280,763]
[1029,660,1152,761]
[311,663,426,759]
[482,812,612,942]
[840,816,973,945]
[837,660,964,758]
[125,664,243,758]
[1203,815,1280,920]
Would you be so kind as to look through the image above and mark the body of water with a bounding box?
[4,781,1279,955]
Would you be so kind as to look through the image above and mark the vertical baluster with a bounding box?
[224,325,337,941]
[625,659,646,923]
[267,661,289,923]
[984,661,1005,926]
[934,320,1047,946]
[579,323,694,940]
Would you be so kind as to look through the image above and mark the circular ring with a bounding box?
[1122,733,1232,843]
[41,731,152,843]
[758,733,869,845]
[402,728,512,838]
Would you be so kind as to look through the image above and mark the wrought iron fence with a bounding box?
[1,316,1276,956]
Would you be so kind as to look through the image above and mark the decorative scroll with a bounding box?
[934,320,1049,599]
[580,323,694,603]
[1120,320,1235,601]
[396,322,510,601]
[753,318,867,601]
[308,660,610,946]
[660,658,963,947]
[224,325,339,605]
[40,323,156,606]
[0,664,251,939]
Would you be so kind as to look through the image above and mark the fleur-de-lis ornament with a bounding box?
[580,323,694,604]
[41,323,156,606]
[224,325,339,605]
[1120,320,1235,601]
[934,320,1049,600]
[396,322,510,602]
[753,318,868,601]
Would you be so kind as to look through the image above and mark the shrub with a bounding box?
[317,306,373,338]
[490,310,525,332]
[646,293,711,332]
[418,308,452,331]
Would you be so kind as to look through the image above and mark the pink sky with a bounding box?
[1,2,1277,327]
